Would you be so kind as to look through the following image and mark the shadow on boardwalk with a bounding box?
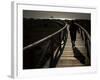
[73,47,86,64]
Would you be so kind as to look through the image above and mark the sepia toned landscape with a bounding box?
[23,10,91,69]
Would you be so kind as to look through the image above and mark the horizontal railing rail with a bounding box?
[75,23,91,41]
[24,23,68,50]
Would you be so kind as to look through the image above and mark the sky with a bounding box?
[23,10,91,20]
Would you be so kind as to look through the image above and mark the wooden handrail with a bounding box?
[75,23,91,41]
[24,23,68,50]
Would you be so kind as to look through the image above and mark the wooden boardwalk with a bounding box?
[57,25,89,67]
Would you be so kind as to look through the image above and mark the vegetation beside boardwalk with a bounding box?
[23,18,66,47]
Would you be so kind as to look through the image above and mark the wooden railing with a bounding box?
[75,23,91,60]
[23,23,68,69]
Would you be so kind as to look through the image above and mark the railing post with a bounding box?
[49,38,55,68]
[52,29,68,67]
[81,29,84,40]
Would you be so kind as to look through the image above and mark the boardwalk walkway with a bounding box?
[57,25,89,67]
